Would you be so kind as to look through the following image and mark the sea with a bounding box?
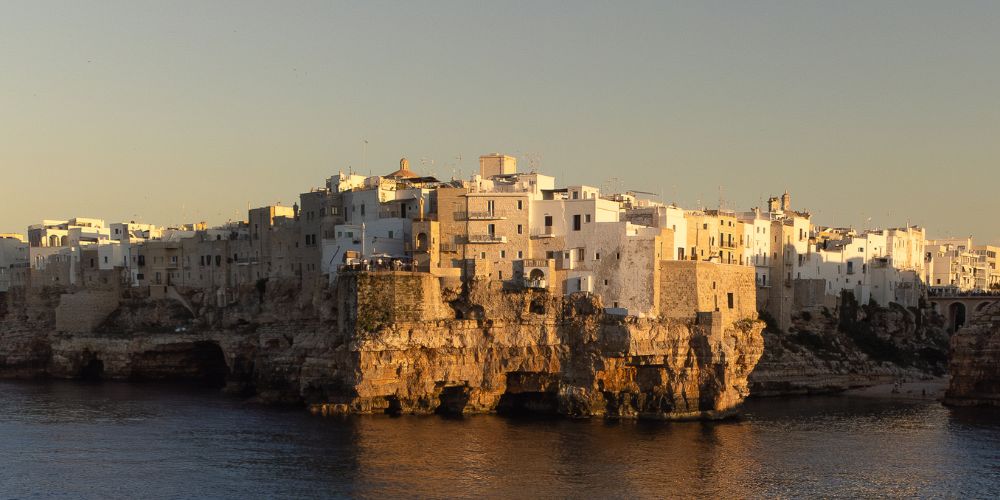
[0,380,997,499]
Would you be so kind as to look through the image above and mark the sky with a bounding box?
[1,0,998,243]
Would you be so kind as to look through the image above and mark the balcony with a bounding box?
[522,278,547,289]
[467,234,507,244]
[532,227,556,238]
[440,242,458,253]
[523,258,550,268]
[454,211,508,221]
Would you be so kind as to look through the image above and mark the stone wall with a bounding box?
[793,278,828,309]
[945,302,1000,407]
[344,272,452,333]
[659,261,757,324]
[54,291,121,333]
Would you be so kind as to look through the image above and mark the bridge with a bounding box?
[928,295,1000,332]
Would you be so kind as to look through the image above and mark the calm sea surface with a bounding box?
[0,381,997,499]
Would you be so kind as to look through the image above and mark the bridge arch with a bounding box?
[948,302,967,332]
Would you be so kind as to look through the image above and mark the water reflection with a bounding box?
[0,381,997,498]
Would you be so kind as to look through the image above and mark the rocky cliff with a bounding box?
[0,273,765,420]
[945,302,1000,407]
[749,293,949,396]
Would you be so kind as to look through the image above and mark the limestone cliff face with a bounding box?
[945,302,1000,407]
[749,295,949,396]
[335,275,764,419]
[0,273,764,420]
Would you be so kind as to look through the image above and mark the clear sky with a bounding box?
[2,1,998,242]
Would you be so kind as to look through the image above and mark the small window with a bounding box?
[480,252,486,259]
[595,252,600,260]
[517,251,523,259]
[727,293,734,309]
[585,214,591,223]
[517,224,523,235]
[544,215,553,227]
[573,215,582,231]
[517,200,523,210]
[500,250,506,259]
[388,231,394,239]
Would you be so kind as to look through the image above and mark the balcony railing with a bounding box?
[467,234,507,244]
[532,227,556,238]
[454,211,508,221]
[522,278,547,289]
[522,259,549,268]
[440,242,458,253]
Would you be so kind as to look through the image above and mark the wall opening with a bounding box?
[79,358,104,381]
[497,372,559,415]
[435,386,470,416]
[949,302,967,332]
[129,341,229,388]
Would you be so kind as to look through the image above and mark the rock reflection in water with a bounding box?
[0,381,997,498]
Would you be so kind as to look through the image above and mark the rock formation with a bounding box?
[0,272,765,420]
[750,293,949,396]
[945,302,1000,407]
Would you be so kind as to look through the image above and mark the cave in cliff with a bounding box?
[129,341,230,388]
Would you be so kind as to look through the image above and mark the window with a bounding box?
[517,224,523,235]
[480,252,486,259]
[727,293,734,309]
[585,214,591,223]
[517,200,523,210]
[573,215,582,231]
[360,204,365,216]
[544,215,553,227]
[517,251,523,259]
[595,252,600,260]
[487,200,495,213]
[604,279,608,285]
[573,191,579,199]
[577,248,585,260]
[488,223,496,236]
[500,250,506,258]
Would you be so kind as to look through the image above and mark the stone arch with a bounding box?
[48,235,58,247]
[60,236,68,246]
[975,301,995,313]
[416,232,428,251]
[529,268,546,281]
[948,302,967,332]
